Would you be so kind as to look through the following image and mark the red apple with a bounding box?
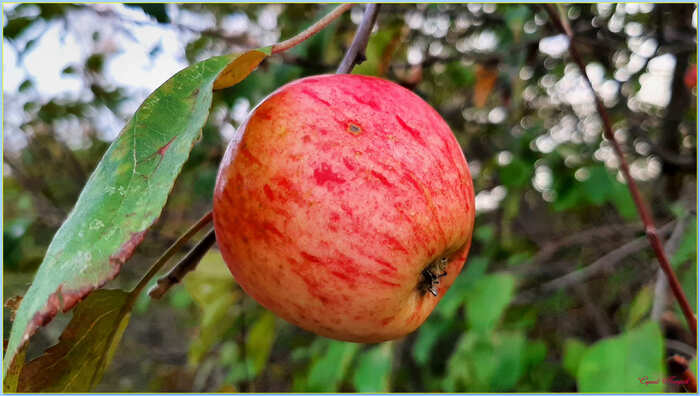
[213,74,475,342]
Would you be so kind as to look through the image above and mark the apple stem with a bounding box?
[336,4,381,74]
[544,4,697,344]
[420,258,449,297]
[270,4,354,55]
[129,210,213,299]
[148,228,217,299]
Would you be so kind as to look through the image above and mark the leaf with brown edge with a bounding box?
[17,290,131,392]
[4,295,23,322]
[213,47,270,90]
[3,50,265,376]
[3,344,26,392]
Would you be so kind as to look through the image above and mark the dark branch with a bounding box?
[544,3,697,344]
[148,229,217,299]
[336,4,381,74]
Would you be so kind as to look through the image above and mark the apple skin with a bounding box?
[213,74,475,342]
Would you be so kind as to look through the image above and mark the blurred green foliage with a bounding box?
[3,3,697,392]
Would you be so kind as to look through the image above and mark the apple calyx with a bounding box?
[419,256,450,296]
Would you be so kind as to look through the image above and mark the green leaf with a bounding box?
[524,339,548,369]
[446,62,476,88]
[577,321,665,392]
[562,338,587,378]
[352,23,403,76]
[307,341,360,392]
[413,316,452,365]
[582,166,612,205]
[17,290,131,392]
[2,345,26,392]
[185,250,239,366]
[671,217,697,268]
[499,158,533,188]
[610,180,637,220]
[465,273,515,333]
[18,79,33,92]
[445,331,525,392]
[626,285,653,329]
[474,225,494,243]
[553,185,585,212]
[483,332,526,391]
[3,16,34,40]
[436,256,488,318]
[504,5,531,41]
[246,311,276,376]
[690,358,697,378]
[352,343,393,392]
[4,50,266,375]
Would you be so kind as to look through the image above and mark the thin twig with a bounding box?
[515,222,643,275]
[271,4,353,54]
[130,211,213,298]
[666,339,697,359]
[544,3,697,343]
[573,283,613,337]
[336,4,381,74]
[148,229,216,299]
[516,221,675,304]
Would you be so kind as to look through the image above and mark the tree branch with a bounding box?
[271,4,353,54]
[148,228,216,299]
[131,211,213,297]
[516,220,676,304]
[336,4,381,74]
[515,222,644,275]
[544,3,697,344]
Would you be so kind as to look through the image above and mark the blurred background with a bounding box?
[3,3,697,392]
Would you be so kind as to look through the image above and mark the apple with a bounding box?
[212,74,475,342]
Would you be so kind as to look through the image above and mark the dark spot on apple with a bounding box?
[347,123,362,135]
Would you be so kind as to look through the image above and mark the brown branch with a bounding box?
[544,3,697,344]
[666,339,697,359]
[515,222,644,275]
[574,283,613,337]
[516,221,676,304]
[131,211,213,298]
[148,228,216,299]
[271,4,353,54]
[336,3,381,74]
